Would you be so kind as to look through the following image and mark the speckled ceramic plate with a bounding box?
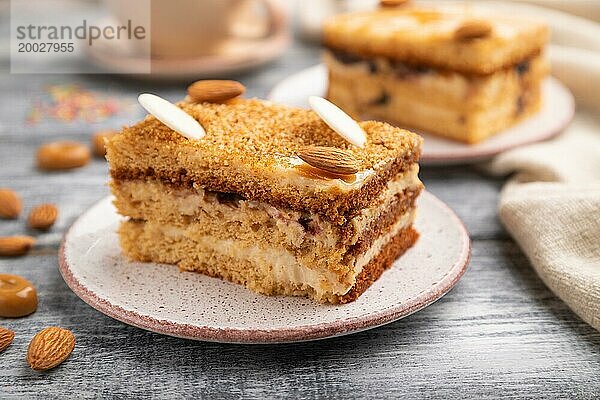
[59,191,470,343]
[268,64,575,165]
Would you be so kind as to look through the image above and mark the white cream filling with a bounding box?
[353,207,416,277]
[160,206,416,296]
[161,225,346,294]
[204,236,345,294]
[350,164,420,239]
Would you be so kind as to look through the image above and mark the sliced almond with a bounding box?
[27,327,75,371]
[309,96,367,148]
[380,0,410,7]
[28,204,58,230]
[138,93,206,140]
[0,236,35,257]
[0,327,15,352]
[454,20,493,41]
[92,130,118,158]
[37,141,91,171]
[0,188,22,219]
[297,146,360,175]
[187,80,246,103]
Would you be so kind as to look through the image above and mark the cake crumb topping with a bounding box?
[125,98,420,172]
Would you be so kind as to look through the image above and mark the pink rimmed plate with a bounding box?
[59,191,470,343]
[268,64,575,165]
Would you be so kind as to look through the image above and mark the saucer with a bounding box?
[86,17,290,80]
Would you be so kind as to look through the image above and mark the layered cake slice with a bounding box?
[106,82,423,303]
[323,3,549,143]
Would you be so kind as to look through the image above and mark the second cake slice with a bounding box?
[323,5,549,143]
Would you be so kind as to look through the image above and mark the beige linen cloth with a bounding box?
[485,4,600,331]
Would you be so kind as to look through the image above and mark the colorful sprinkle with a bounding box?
[26,84,133,124]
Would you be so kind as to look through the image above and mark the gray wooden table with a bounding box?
[1,29,599,399]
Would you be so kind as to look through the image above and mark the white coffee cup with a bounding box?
[105,0,285,58]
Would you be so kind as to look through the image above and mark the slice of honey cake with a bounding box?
[323,2,549,143]
[106,81,423,303]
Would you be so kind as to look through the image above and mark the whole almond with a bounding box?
[380,0,410,7]
[92,130,118,158]
[187,80,246,103]
[28,204,58,230]
[0,188,22,219]
[0,236,35,257]
[455,20,493,41]
[27,327,75,371]
[297,146,360,175]
[37,141,91,171]
[0,327,15,352]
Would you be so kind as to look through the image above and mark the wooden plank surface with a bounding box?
[1,33,599,400]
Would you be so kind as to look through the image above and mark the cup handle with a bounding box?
[259,0,288,38]
[230,0,288,40]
